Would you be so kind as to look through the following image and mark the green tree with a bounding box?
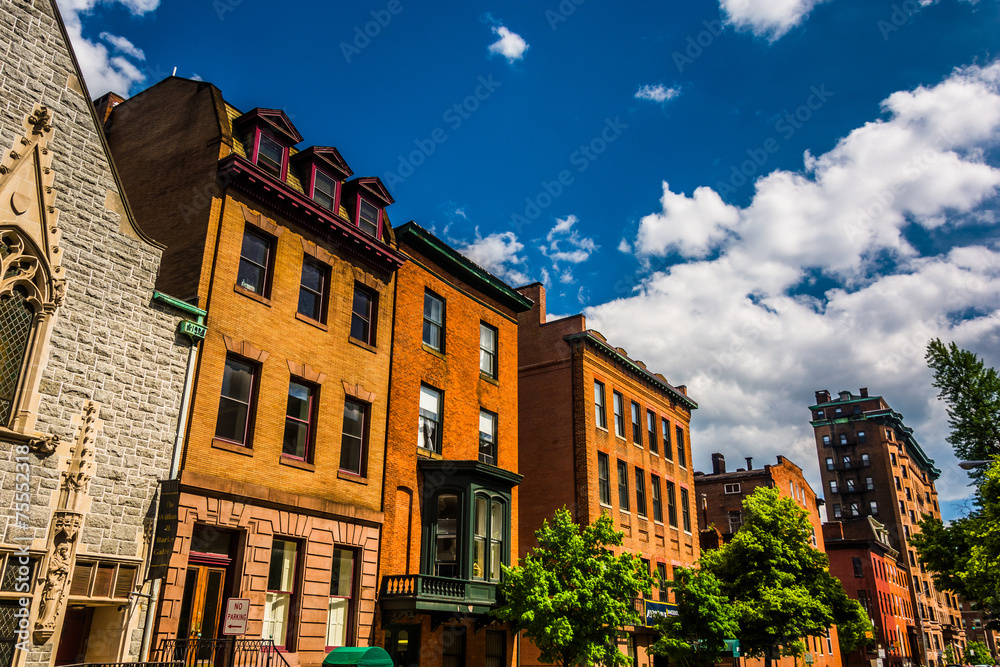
[701,487,870,667]
[648,566,739,667]
[964,640,993,665]
[494,508,653,667]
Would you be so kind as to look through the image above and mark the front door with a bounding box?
[177,565,226,641]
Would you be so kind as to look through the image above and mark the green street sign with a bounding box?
[724,640,741,657]
[805,654,815,664]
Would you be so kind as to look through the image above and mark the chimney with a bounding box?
[745,457,753,470]
[860,387,868,398]
[711,453,726,475]
[815,390,831,404]
[516,283,545,324]
[93,91,124,127]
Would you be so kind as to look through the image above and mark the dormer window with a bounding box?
[254,131,286,179]
[358,199,380,237]
[313,170,339,211]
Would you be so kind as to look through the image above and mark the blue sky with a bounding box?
[63,0,1000,520]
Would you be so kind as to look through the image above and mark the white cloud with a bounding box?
[635,84,681,104]
[488,25,529,63]
[618,238,632,253]
[540,215,599,265]
[719,0,829,41]
[587,61,1000,513]
[57,0,158,95]
[456,230,532,286]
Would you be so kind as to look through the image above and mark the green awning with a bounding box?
[323,646,393,667]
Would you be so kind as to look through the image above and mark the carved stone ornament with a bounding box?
[27,432,59,457]
[28,106,52,136]
[52,512,82,542]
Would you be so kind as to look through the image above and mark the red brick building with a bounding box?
[694,454,843,667]
[375,222,531,667]
[103,77,404,664]
[824,518,917,667]
[516,283,699,667]
[811,389,962,667]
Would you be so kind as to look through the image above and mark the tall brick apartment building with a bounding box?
[102,77,405,663]
[694,454,843,667]
[516,283,698,667]
[376,222,531,667]
[811,389,962,667]
[0,2,191,666]
[824,518,918,667]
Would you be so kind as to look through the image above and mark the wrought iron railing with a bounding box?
[383,574,467,598]
[155,638,290,667]
[60,663,182,667]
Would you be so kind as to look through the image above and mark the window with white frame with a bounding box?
[594,381,607,429]
[418,385,442,453]
[479,410,497,465]
[613,392,625,438]
[480,323,497,378]
[264,539,298,648]
[724,483,741,494]
[326,549,354,648]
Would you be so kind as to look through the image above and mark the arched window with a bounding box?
[0,285,34,424]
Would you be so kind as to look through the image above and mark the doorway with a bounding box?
[54,607,93,665]
[177,565,226,641]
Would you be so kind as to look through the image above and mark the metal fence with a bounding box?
[154,638,290,667]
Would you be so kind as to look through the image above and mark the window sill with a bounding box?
[633,442,643,449]
[349,336,378,354]
[596,425,609,433]
[337,470,368,484]
[599,502,612,509]
[480,373,499,386]
[417,447,443,460]
[279,455,315,472]
[234,284,272,306]
[295,312,328,331]
[422,344,446,360]
[212,438,253,456]
[619,509,631,515]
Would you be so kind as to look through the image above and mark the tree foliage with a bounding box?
[494,508,653,667]
[648,566,739,667]
[963,641,993,665]
[700,487,870,664]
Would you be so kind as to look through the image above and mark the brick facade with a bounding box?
[0,2,190,665]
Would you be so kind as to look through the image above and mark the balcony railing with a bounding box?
[381,574,498,614]
[154,638,290,667]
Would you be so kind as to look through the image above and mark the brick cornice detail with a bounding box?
[342,382,376,403]
[222,335,269,363]
[241,204,284,238]
[301,238,334,266]
[288,360,325,385]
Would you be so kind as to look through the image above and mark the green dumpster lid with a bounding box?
[323,646,394,667]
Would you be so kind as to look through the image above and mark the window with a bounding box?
[835,407,842,415]
[443,626,466,667]
[635,469,647,518]
[647,410,658,454]
[480,323,498,378]
[656,563,668,602]
[631,401,642,445]
[895,476,901,490]
[846,479,855,492]
[839,434,848,445]
[473,495,504,581]
[357,199,380,237]
[662,418,673,459]
[651,476,663,522]
[676,426,687,467]
[216,356,256,446]
[843,455,851,468]
[681,488,691,532]
[422,291,445,351]
[617,460,630,511]
[826,457,834,471]
[858,431,867,443]
[865,477,874,491]
[890,452,897,466]
[326,549,354,648]
[729,510,742,533]
[264,539,298,648]
[237,227,273,296]
[418,385,442,453]
[832,504,842,518]
[313,170,338,211]
[905,487,912,500]
[613,392,625,438]
[909,509,916,523]
[870,500,879,515]
[283,380,316,461]
[479,410,497,465]
[598,453,611,506]
[350,285,377,345]
[852,557,863,577]
[339,399,368,476]
[850,502,860,516]
[298,259,329,323]
[902,466,908,479]
[816,409,824,418]
[666,481,677,527]
[255,132,285,178]
[829,480,838,494]
[899,500,905,513]
[594,381,607,429]
[861,453,870,467]
[724,483,741,494]
[434,494,459,577]
[485,630,505,667]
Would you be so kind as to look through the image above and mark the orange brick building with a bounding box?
[516,283,699,667]
[103,77,404,663]
[375,222,531,667]
[694,454,843,667]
